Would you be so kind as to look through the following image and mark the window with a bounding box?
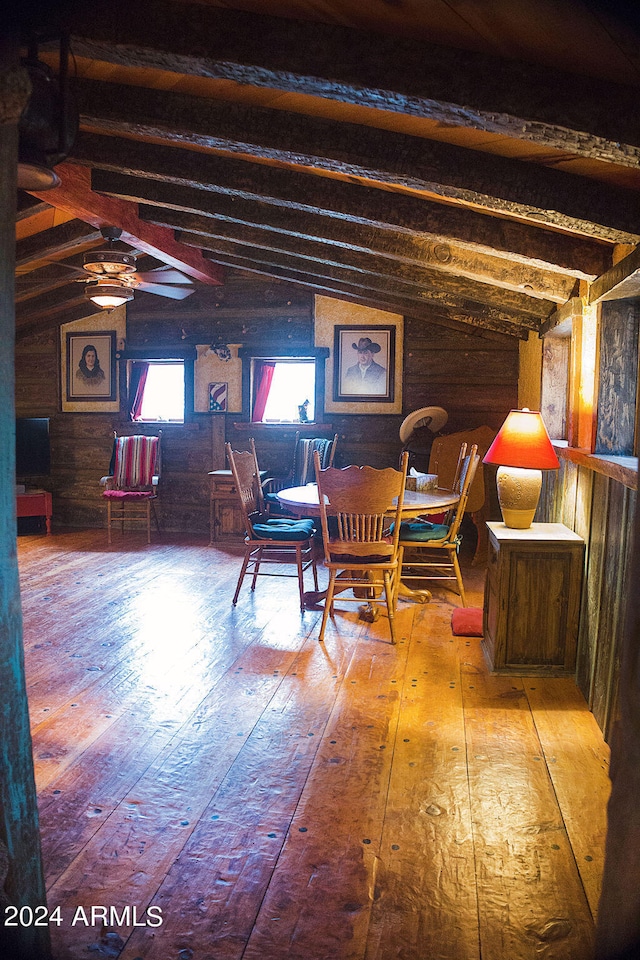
[251,358,315,423]
[137,361,185,422]
[239,347,329,426]
[123,348,196,423]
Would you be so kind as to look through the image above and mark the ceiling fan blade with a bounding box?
[135,281,195,300]
[133,267,193,284]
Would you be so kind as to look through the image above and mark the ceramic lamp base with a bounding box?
[496,465,542,529]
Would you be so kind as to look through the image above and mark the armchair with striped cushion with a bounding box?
[101,432,161,544]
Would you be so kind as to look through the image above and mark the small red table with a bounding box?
[17,491,52,535]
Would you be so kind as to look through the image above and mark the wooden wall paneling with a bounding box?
[578,473,609,706]
[602,486,636,743]
[574,467,596,698]
[595,300,639,456]
[560,458,579,530]
[590,479,629,734]
[541,336,570,440]
[14,277,520,534]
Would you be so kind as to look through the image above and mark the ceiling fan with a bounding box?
[79,226,196,308]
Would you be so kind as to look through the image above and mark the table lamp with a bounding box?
[483,408,559,529]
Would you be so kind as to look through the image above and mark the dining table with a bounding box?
[276,483,460,610]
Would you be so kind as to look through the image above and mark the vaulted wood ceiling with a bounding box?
[14,0,640,341]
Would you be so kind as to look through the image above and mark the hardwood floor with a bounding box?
[17,529,610,960]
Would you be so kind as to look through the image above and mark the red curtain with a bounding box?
[252,361,275,422]
[129,361,149,421]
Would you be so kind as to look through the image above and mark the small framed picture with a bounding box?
[333,325,395,402]
[66,332,117,401]
[209,382,228,412]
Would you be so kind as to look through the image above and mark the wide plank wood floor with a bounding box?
[16,528,610,960]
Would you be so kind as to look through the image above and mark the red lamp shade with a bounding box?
[483,409,559,470]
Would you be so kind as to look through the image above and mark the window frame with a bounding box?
[239,345,329,426]
[118,346,196,425]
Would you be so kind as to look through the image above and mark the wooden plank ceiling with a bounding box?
[14,0,640,340]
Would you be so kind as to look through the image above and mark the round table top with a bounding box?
[276,483,459,518]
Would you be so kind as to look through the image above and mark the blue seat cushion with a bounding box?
[399,520,450,542]
[253,518,315,541]
[264,491,281,503]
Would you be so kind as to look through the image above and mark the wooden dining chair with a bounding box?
[313,450,409,644]
[226,440,318,611]
[262,432,338,515]
[399,445,480,606]
[101,432,161,544]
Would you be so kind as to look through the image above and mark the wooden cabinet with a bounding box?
[17,490,52,535]
[208,470,245,542]
[482,522,585,675]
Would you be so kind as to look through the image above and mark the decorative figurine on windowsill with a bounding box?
[298,399,310,423]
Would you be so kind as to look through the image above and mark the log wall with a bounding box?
[15,271,518,533]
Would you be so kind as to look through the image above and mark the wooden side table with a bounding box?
[208,470,244,543]
[482,522,585,675]
[17,490,53,535]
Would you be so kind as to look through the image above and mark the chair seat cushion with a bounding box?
[253,518,315,541]
[103,490,155,501]
[399,520,450,541]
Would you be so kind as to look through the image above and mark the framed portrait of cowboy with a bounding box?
[66,331,117,402]
[333,325,396,402]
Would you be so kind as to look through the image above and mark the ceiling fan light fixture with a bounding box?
[83,250,137,275]
[86,283,134,310]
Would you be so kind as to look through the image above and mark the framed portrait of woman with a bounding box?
[66,331,117,402]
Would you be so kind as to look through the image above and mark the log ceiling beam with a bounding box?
[16,300,102,338]
[150,209,556,317]
[15,219,103,272]
[138,203,578,305]
[73,78,640,243]
[178,232,535,338]
[65,1,640,168]
[83,140,611,279]
[27,164,224,286]
[589,246,640,303]
[196,247,532,341]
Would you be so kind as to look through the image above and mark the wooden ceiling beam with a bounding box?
[139,203,577,304]
[191,246,532,340]
[65,1,640,167]
[74,79,640,243]
[15,220,103,271]
[16,301,101,338]
[83,139,611,278]
[589,246,640,303]
[177,231,535,338]
[27,164,224,286]
[151,210,555,317]
[15,285,91,327]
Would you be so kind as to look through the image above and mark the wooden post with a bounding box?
[0,30,51,960]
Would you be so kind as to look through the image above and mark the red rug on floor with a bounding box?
[451,606,483,637]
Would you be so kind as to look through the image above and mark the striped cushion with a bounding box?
[113,436,158,488]
[294,438,333,486]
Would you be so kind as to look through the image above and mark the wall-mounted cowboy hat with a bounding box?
[399,406,448,444]
[352,337,381,353]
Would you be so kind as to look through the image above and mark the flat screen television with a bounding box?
[16,418,51,478]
